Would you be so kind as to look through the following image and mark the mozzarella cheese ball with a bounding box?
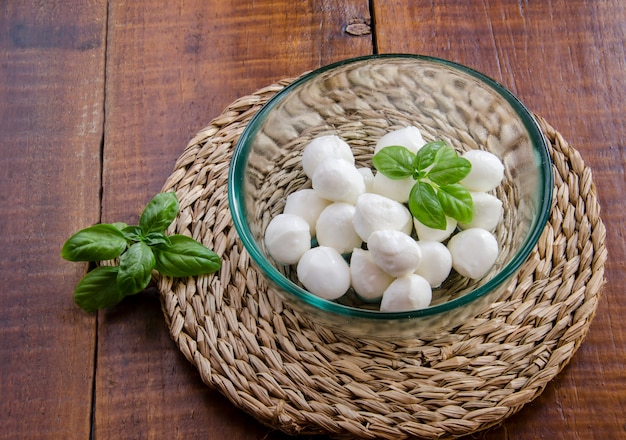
[353,193,413,242]
[264,214,311,265]
[316,203,362,254]
[459,192,503,232]
[297,246,351,300]
[350,248,394,302]
[312,158,366,204]
[460,150,504,192]
[447,228,498,279]
[283,189,331,236]
[372,172,415,203]
[367,230,422,277]
[414,241,452,288]
[374,126,426,155]
[414,216,458,242]
[380,274,432,312]
[301,134,354,179]
[357,167,375,193]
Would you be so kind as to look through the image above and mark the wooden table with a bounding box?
[1,1,624,438]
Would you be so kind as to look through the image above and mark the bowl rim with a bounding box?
[228,53,554,320]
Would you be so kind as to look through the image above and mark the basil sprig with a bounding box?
[372,141,474,230]
[62,192,221,312]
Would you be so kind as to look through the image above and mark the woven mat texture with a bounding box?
[157,79,607,439]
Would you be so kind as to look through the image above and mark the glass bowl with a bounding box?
[228,54,553,338]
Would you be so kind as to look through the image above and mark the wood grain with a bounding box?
[95,1,371,438]
[373,1,626,438]
[0,1,107,438]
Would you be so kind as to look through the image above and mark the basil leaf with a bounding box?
[121,225,144,242]
[112,222,128,231]
[372,146,416,180]
[414,140,446,171]
[154,234,221,277]
[427,146,471,185]
[139,192,179,234]
[408,181,447,230]
[142,232,171,247]
[61,224,128,262]
[117,242,155,295]
[74,266,126,313]
[437,184,474,224]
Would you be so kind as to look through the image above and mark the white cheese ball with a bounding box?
[312,158,366,204]
[459,192,503,232]
[297,246,351,300]
[374,126,426,155]
[357,167,375,193]
[264,214,311,265]
[372,172,415,203]
[350,248,394,302]
[316,203,362,254]
[460,150,504,192]
[301,134,354,179]
[353,193,413,242]
[415,241,452,288]
[283,189,331,236]
[447,228,499,279]
[380,274,432,312]
[414,216,457,242]
[367,230,422,277]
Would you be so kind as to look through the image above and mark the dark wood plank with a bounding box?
[0,1,107,438]
[372,1,626,438]
[95,1,371,438]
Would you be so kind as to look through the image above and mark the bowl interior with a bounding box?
[229,54,553,322]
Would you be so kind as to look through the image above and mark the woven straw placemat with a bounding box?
[158,79,607,439]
